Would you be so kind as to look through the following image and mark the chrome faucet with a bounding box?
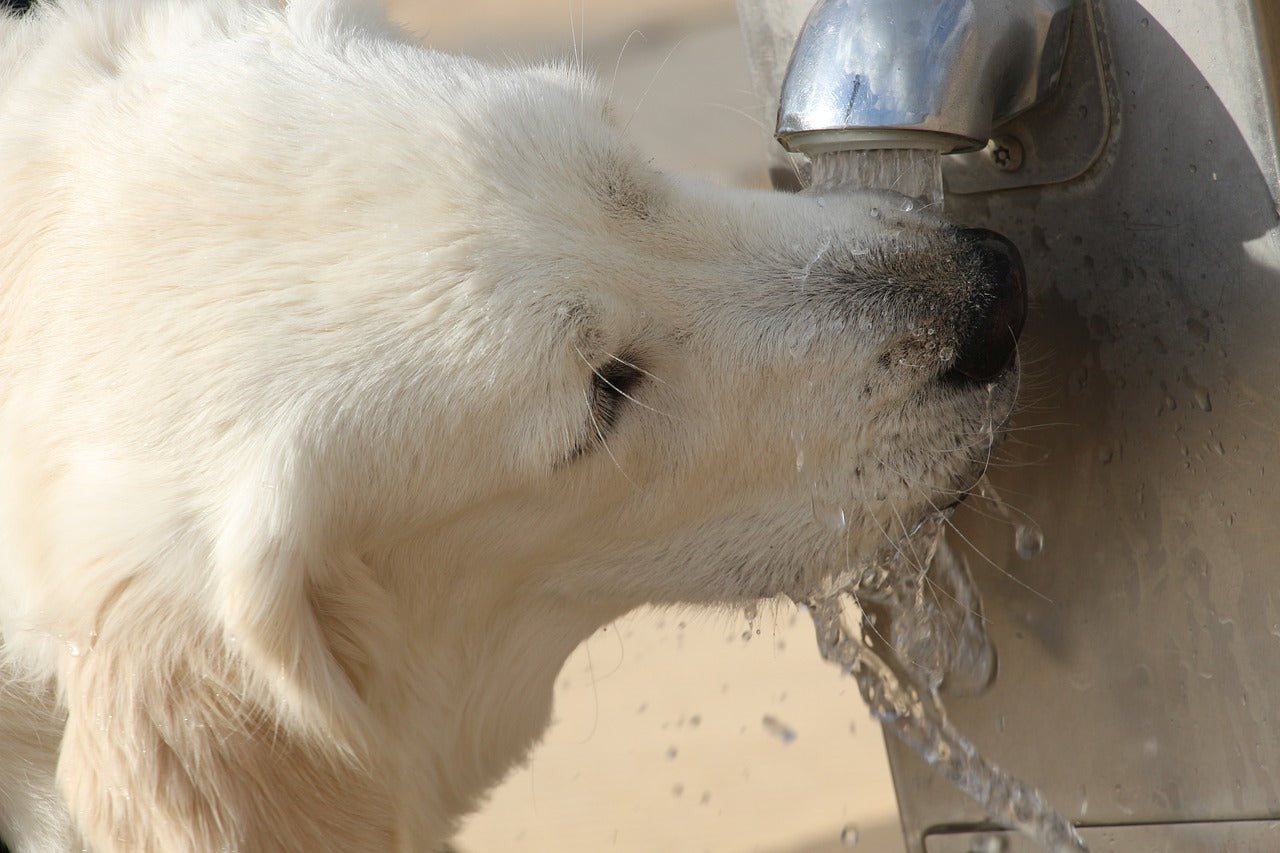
[775,0,1075,159]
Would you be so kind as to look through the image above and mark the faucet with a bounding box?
[775,0,1075,160]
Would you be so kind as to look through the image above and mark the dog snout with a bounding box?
[944,228,1027,384]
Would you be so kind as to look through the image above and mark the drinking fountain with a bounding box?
[738,0,1280,850]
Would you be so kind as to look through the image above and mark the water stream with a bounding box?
[797,510,1086,853]
[808,149,944,207]
[798,149,1086,852]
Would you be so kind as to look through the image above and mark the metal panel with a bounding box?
[883,0,1280,848]
[924,821,1280,853]
[735,0,1280,849]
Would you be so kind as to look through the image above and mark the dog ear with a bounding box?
[212,492,394,750]
[56,574,398,851]
[55,455,400,849]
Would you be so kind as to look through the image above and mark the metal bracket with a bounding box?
[941,0,1113,195]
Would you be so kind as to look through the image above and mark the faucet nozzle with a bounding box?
[775,0,1075,158]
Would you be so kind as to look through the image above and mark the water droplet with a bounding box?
[938,345,956,363]
[868,207,882,220]
[1015,524,1044,559]
[786,315,819,360]
[741,630,753,642]
[1192,386,1212,411]
[66,640,82,657]
[811,496,848,531]
[762,714,798,743]
[743,602,758,622]
[840,824,860,847]
[795,447,806,472]
[816,196,827,208]
[1186,317,1211,342]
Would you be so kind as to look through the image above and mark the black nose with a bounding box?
[945,228,1027,384]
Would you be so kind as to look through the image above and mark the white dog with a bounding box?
[0,0,1025,849]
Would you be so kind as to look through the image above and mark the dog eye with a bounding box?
[589,356,646,432]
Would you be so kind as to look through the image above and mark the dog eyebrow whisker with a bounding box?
[604,351,669,387]
[607,29,647,107]
[572,345,678,422]
[581,387,637,487]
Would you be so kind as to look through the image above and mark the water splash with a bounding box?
[796,514,1087,853]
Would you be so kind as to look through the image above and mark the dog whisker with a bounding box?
[573,345,677,421]
[622,36,688,134]
[603,351,670,389]
[607,29,646,106]
[582,388,636,487]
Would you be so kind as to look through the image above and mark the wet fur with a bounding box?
[0,0,1016,850]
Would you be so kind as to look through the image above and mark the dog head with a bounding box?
[327,69,1026,609]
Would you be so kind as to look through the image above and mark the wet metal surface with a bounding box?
[741,0,1280,849]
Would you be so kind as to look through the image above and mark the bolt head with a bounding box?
[986,135,1026,172]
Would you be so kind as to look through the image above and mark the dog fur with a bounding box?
[0,0,1018,849]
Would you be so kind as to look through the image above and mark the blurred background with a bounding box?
[383,2,906,851]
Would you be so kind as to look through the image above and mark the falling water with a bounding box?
[797,144,1082,850]
[796,512,1087,853]
[808,149,944,207]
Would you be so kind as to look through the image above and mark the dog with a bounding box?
[0,0,1025,849]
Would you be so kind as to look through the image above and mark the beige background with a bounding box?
[386,3,906,850]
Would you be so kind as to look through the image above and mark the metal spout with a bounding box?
[775,0,1075,157]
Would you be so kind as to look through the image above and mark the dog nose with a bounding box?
[945,228,1027,383]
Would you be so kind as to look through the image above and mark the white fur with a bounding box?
[0,1,1017,850]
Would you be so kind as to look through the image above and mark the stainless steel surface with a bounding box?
[943,0,1109,194]
[739,0,1280,850]
[884,0,1280,841]
[775,0,1074,156]
[924,821,1280,853]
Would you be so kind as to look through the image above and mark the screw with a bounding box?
[987,135,1025,172]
